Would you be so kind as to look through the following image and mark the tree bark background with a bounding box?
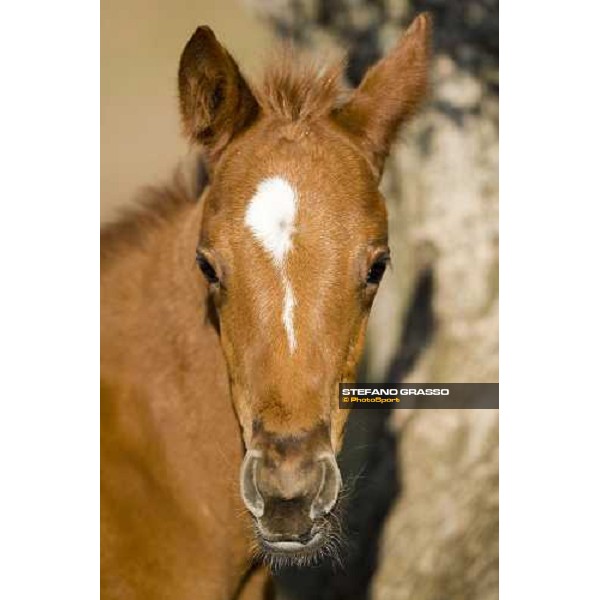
[244,1,499,599]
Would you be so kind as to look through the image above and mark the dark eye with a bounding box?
[196,252,219,285]
[366,257,389,285]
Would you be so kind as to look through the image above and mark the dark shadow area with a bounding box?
[385,267,436,383]
[274,267,436,599]
[265,0,498,93]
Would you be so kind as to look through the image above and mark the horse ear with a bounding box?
[334,13,432,174]
[178,27,259,161]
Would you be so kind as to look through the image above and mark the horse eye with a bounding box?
[196,253,219,285]
[366,257,388,285]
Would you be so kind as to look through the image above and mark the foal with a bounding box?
[101,14,431,599]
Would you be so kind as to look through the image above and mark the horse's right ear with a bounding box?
[178,27,259,161]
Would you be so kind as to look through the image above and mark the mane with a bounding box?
[253,49,348,121]
[101,154,207,262]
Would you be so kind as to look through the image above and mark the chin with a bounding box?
[252,516,345,570]
[260,532,326,568]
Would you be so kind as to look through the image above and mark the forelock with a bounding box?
[252,48,348,122]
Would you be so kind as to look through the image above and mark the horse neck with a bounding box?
[101,194,249,565]
[101,189,240,463]
[101,195,209,379]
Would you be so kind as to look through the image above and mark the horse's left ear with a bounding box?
[178,26,259,162]
[333,13,432,175]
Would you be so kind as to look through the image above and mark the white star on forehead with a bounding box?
[244,177,297,266]
[244,176,298,353]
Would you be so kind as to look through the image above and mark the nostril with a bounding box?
[240,451,264,518]
[310,454,341,520]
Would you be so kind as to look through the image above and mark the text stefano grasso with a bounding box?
[341,387,450,396]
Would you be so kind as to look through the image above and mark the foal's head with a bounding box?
[178,15,431,564]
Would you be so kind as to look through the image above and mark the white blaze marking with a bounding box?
[244,177,298,353]
[282,279,297,352]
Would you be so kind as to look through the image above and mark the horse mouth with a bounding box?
[255,529,330,567]
[261,532,324,553]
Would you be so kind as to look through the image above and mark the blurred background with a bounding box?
[102,0,498,598]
